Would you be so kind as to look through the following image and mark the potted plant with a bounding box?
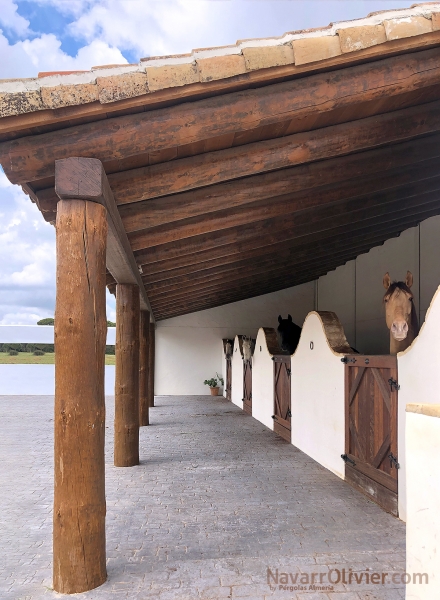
[204,373,224,396]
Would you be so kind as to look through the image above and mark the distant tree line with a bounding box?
[0,343,115,355]
[37,318,116,327]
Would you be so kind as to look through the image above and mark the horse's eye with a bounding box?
[409,297,413,302]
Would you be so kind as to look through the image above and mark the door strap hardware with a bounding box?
[341,454,356,466]
[286,408,292,418]
[286,368,291,376]
[242,398,245,402]
[341,357,357,364]
[249,393,252,400]
[388,378,400,392]
[271,415,278,420]
[388,453,400,469]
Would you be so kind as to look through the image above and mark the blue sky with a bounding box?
[0,0,415,324]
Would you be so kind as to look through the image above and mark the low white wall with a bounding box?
[252,328,275,431]
[154,281,315,396]
[0,325,116,344]
[406,405,440,599]
[397,284,440,522]
[290,312,346,479]
[0,365,115,395]
[231,335,243,409]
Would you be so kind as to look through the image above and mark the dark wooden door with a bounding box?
[344,355,399,516]
[243,360,252,414]
[273,356,291,442]
[226,358,232,401]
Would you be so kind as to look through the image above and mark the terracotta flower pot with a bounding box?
[210,387,219,396]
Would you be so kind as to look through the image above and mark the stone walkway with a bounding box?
[0,395,406,600]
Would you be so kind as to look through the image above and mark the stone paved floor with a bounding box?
[0,395,406,600]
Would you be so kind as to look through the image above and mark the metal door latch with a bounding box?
[341,357,357,364]
[388,378,400,392]
[389,453,400,469]
[286,408,292,418]
[341,454,356,466]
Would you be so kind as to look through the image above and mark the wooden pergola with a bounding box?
[1,2,440,593]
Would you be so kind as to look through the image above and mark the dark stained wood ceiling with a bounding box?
[2,45,440,320]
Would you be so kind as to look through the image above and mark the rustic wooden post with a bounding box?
[148,322,156,407]
[114,284,140,466]
[53,159,107,593]
[139,310,150,426]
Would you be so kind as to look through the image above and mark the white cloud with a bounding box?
[0,31,127,79]
[0,0,30,36]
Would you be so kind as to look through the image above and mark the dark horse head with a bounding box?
[277,314,302,354]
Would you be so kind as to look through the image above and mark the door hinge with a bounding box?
[286,408,292,418]
[341,453,356,466]
[341,357,357,364]
[286,368,291,376]
[271,415,278,420]
[389,453,400,469]
[388,378,400,392]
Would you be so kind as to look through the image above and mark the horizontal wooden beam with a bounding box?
[128,169,440,251]
[140,218,425,285]
[55,157,154,320]
[36,131,440,226]
[147,202,440,309]
[3,47,440,186]
[148,242,389,306]
[132,180,440,263]
[143,223,422,292]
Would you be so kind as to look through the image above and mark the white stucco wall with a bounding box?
[231,335,244,409]
[252,328,275,431]
[290,312,346,479]
[397,284,440,522]
[0,325,116,344]
[406,407,440,599]
[0,365,115,395]
[155,281,314,396]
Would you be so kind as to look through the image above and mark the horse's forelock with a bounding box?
[383,281,413,303]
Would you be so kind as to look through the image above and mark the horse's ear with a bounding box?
[278,315,282,324]
[405,271,414,289]
[288,314,292,322]
[383,272,391,290]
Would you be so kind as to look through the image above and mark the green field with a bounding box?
[0,352,116,365]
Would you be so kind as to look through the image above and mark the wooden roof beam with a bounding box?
[3,47,440,186]
[144,201,440,308]
[35,104,440,221]
[128,172,440,251]
[55,157,155,320]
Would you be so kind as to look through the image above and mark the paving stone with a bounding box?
[0,395,405,599]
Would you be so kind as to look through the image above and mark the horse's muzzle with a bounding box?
[391,320,408,340]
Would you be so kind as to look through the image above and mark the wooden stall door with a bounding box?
[243,360,252,414]
[344,355,399,516]
[273,356,291,442]
[226,358,232,401]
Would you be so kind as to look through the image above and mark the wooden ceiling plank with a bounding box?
[135,198,440,270]
[34,130,440,221]
[128,179,440,252]
[143,224,424,291]
[118,152,440,234]
[109,99,440,205]
[3,47,440,185]
[146,240,396,301]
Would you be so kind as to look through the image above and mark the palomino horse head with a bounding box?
[383,271,418,353]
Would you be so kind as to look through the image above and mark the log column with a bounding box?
[148,322,156,407]
[54,198,107,593]
[114,284,140,466]
[139,310,150,426]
